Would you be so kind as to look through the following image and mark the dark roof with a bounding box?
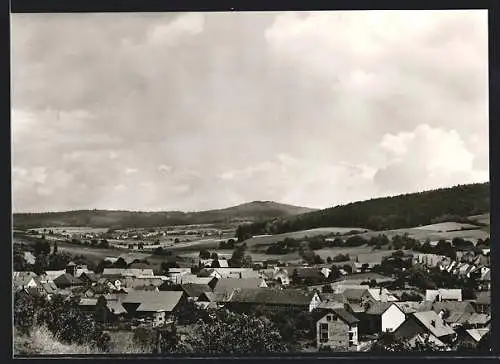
[342,288,368,302]
[41,282,58,294]
[228,288,315,306]
[180,283,212,298]
[365,301,393,315]
[293,268,324,278]
[213,278,265,294]
[80,272,100,282]
[53,273,83,286]
[67,261,76,266]
[432,301,475,314]
[122,291,184,312]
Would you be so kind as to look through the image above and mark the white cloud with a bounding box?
[158,164,173,173]
[11,11,488,211]
[148,13,205,45]
[125,168,138,175]
[374,124,488,194]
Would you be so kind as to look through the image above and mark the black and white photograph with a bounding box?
[11,9,491,355]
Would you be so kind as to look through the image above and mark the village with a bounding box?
[13,229,491,353]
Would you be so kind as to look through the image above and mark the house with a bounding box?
[366,288,399,302]
[395,301,433,314]
[479,270,491,291]
[39,281,59,299]
[425,289,462,302]
[79,272,100,286]
[291,267,326,284]
[53,273,84,289]
[226,288,322,313]
[198,268,260,280]
[38,270,66,283]
[455,326,490,348]
[167,274,214,286]
[13,271,39,291]
[122,276,164,289]
[364,302,406,335]
[432,301,475,316]
[176,283,212,301]
[474,291,490,314]
[393,311,457,345]
[211,277,268,295]
[315,308,359,351]
[342,288,376,314]
[121,290,186,327]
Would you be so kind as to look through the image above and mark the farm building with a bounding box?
[120,290,186,327]
[225,288,321,313]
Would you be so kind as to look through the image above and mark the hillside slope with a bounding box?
[13,201,316,229]
[236,183,490,240]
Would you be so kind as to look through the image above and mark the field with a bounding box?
[242,227,370,248]
[468,213,490,226]
[354,227,489,244]
[32,227,109,234]
[412,222,479,232]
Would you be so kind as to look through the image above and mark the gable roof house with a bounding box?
[226,288,322,313]
[210,277,268,295]
[121,290,186,327]
[79,272,100,286]
[38,270,66,283]
[393,311,457,346]
[13,271,39,291]
[363,301,406,335]
[174,283,212,301]
[315,308,360,352]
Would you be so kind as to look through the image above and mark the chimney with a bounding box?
[430,320,436,327]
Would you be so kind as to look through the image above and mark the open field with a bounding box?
[413,222,479,232]
[468,213,490,226]
[32,227,110,234]
[354,227,489,244]
[243,227,371,248]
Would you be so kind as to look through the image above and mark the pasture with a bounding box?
[32,227,109,234]
[242,227,370,248]
[413,222,478,232]
[468,213,490,226]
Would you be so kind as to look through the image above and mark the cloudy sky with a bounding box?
[11,10,489,213]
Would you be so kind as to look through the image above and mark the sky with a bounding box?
[11,10,489,213]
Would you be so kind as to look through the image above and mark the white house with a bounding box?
[365,302,406,334]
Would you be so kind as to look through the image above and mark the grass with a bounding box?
[14,326,150,356]
[14,326,100,355]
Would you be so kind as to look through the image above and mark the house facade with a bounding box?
[316,308,359,351]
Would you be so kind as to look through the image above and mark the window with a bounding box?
[349,332,354,340]
[326,315,332,321]
[321,332,329,340]
[320,323,328,331]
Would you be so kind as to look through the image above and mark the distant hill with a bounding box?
[12,201,317,229]
[236,183,490,241]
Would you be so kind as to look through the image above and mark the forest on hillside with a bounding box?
[236,183,490,241]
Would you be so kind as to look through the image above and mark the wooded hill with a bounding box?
[236,183,490,241]
[13,201,316,229]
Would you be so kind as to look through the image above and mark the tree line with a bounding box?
[236,183,489,240]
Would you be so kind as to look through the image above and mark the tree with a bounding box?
[185,310,288,353]
[13,253,28,271]
[53,241,58,254]
[94,295,108,324]
[33,253,49,275]
[326,257,332,263]
[199,249,211,260]
[210,252,219,260]
[33,239,51,256]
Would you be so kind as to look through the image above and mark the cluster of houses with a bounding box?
[413,253,491,290]
[13,252,491,352]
